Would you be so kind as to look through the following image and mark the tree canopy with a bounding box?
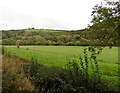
[90,0,120,46]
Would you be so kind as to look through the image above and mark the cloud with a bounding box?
[0,0,103,30]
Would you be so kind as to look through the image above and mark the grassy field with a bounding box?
[24,29,65,32]
[4,46,118,89]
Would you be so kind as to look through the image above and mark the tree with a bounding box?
[77,1,120,89]
[90,0,120,46]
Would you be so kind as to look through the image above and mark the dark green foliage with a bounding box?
[90,0,120,46]
[2,28,118,46]
[25,62,68,93]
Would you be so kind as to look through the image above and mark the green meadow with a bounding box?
[5,46,118,66]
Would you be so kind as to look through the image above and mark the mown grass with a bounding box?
[4,46,118,90]
[4,46,118,65]
[5,46,84,67]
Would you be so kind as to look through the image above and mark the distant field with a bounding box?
[24,29,66,32]
[4,46,118,89]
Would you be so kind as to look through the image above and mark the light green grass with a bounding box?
[5,46,84,66]
[24,29,62,32]
[4,46,119,89]
[5,46,118,66]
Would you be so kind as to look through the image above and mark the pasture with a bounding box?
[4,46,118,89]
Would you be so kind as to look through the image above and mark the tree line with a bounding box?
[1,27,118,46]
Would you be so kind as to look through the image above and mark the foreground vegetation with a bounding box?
[3,54,118,93]
[3,46,118,91]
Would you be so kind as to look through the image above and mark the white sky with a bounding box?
[0,0,103,30]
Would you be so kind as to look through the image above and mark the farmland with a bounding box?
[4,46,118,67]
[4,46,118,90]
[2,0,119,92]
[2,26,119,92]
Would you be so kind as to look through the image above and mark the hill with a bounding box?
[1,28,118,46]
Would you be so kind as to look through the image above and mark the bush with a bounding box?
[66,42,75,46]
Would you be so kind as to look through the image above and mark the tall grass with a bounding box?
[2,56,36,92]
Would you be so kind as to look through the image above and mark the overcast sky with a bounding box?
[0,0,103,30]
